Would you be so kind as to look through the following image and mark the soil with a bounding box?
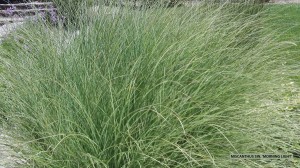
[0,129,21,168]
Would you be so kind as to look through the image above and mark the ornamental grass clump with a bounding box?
[0,1,299,167]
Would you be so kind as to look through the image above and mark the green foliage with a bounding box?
[265,4,300,112]
[50,0,92,27]
[266,5,300,83]
[0,2,299,168]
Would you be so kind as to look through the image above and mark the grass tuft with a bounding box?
[0,2,299,167]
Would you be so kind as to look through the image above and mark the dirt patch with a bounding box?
[0,129,22,168]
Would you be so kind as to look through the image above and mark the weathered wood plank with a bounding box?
[0,2,53,6]
[0,8,56,17]
[0,2,54,10]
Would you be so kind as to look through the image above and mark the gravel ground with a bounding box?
[0,128,22,168]
[0,22,24,41]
